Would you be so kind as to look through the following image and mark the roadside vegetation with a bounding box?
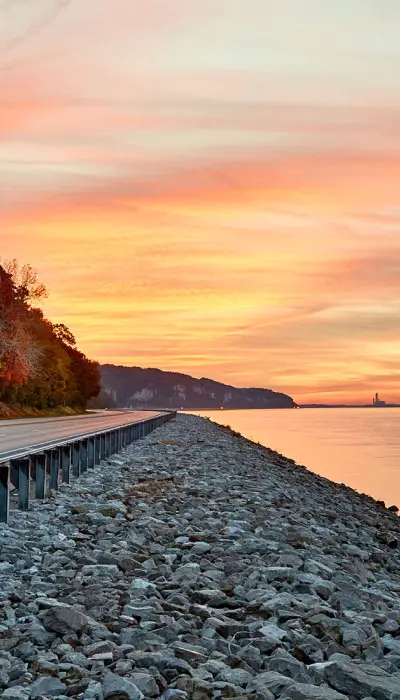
[0,259,100,415]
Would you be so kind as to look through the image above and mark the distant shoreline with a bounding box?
[298,404,400,409]
[119,404,400,412]
[181,404,400,411]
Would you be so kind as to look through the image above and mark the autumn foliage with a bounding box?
[0,260,100,409]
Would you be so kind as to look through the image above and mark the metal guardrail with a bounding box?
[0,410,176,524]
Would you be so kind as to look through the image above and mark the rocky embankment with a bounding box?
[1,415,400,700]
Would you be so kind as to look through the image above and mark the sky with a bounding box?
[1,0,400,404]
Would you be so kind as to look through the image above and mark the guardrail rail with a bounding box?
[0,410,176,524]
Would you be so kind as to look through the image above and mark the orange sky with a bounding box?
[1,0,400,404]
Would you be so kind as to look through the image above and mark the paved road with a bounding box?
[0,410,163,462]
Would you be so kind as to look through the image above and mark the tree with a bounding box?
[52,323,76,347]
[0,265,42,392]
[1,259,47,305]
[64,346,101,407]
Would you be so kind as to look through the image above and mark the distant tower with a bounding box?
[372,392,385,407]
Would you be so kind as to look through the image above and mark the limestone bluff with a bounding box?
[100,364,296,410]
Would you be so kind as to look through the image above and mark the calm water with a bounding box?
[191,408,400,507]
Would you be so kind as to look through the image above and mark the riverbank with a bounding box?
[1,414,400,699]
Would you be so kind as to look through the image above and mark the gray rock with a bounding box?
[190,542,212,554]
[265,567,295,582]
[129,673,159,697]
[83,681,104,699]
[0,659,11,688]
[102,672,144,700]
[0,688,30,700]
[258,623,287,649]
[382,636,400,654]
[84,641,114,656]
[217,667,253,687]
[29,676,66,698]
[325,661,400,700]
[249,671,296,697]
[81,565,120,579]
[281,683,348,700]
[42,603,89,633]
[267,651,310,683]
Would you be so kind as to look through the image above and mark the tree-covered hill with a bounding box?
[100,364,296,409]
[0,260,100,411]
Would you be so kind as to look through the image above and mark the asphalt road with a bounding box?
[0,410,163,462]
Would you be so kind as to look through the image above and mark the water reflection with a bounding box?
[190,408,400,507]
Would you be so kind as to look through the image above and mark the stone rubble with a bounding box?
[1,413,400,699]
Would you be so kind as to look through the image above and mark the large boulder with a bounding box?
[281,683,348,700]
[324,661,400,700]
[42,602,89,634]
[102,672,144,700]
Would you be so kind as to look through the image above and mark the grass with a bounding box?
[0,403,87,420]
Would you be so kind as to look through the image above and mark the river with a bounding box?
[191,408,400,508]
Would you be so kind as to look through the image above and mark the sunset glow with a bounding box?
[2,0,400,404]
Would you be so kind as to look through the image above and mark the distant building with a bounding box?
[372,392,386,407]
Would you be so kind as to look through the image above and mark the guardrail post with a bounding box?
[106,432,112,457]
[88,437,95,468]
[103,432,108,458]
[61,445,70,483]
[49,449,59,491]
[81,439,88,473]
[13,457,30,510]
[72,442,80,478]
[95,436,101,465]
[0,463,10,523]
[35,453,47,498]
[10,462,18,489]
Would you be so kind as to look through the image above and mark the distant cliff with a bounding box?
[100,364,296,409]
